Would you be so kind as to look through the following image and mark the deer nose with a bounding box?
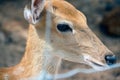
[105,55,116,65]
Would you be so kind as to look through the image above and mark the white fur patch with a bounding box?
[4,74,9,80]
[20,70,53,80]
[24,6,34,24]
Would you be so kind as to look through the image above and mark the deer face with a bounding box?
[24,0,116,70]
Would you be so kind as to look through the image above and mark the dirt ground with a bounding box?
[0,0,120,80]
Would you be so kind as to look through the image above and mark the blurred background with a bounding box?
[0,0,120,80]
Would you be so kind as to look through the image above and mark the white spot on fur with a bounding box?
[13,66,24,75]
[20,70,53,80]
[73,30,76,34]
[4,74,9,80]
[24,6,33,24]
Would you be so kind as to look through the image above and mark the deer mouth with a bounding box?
[86,59,107,70]
[89,60,104,67]
[83,54,108,70]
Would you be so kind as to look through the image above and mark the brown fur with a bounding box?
[0,0,114,80]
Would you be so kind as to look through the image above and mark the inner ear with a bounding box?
[31,0,45,23]
[24,0,45,24]
[33,0,42,7]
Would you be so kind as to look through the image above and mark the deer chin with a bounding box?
[83,54,108,70]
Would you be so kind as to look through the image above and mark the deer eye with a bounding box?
[57,24,73,32]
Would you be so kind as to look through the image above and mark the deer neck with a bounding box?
[20,24,47,76]
[0,24,49,79]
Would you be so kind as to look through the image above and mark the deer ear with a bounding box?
[24,0,45,24]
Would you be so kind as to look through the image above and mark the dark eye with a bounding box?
[57,24,73,32]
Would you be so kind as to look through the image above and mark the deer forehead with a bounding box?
[45,0,87,28]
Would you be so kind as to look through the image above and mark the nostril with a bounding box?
[105,55,116,65]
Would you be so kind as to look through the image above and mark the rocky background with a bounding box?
[0,0,120,80]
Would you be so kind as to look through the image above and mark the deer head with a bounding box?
[24,0,116,70]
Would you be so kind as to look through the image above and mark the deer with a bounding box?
[0,0,117,80]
